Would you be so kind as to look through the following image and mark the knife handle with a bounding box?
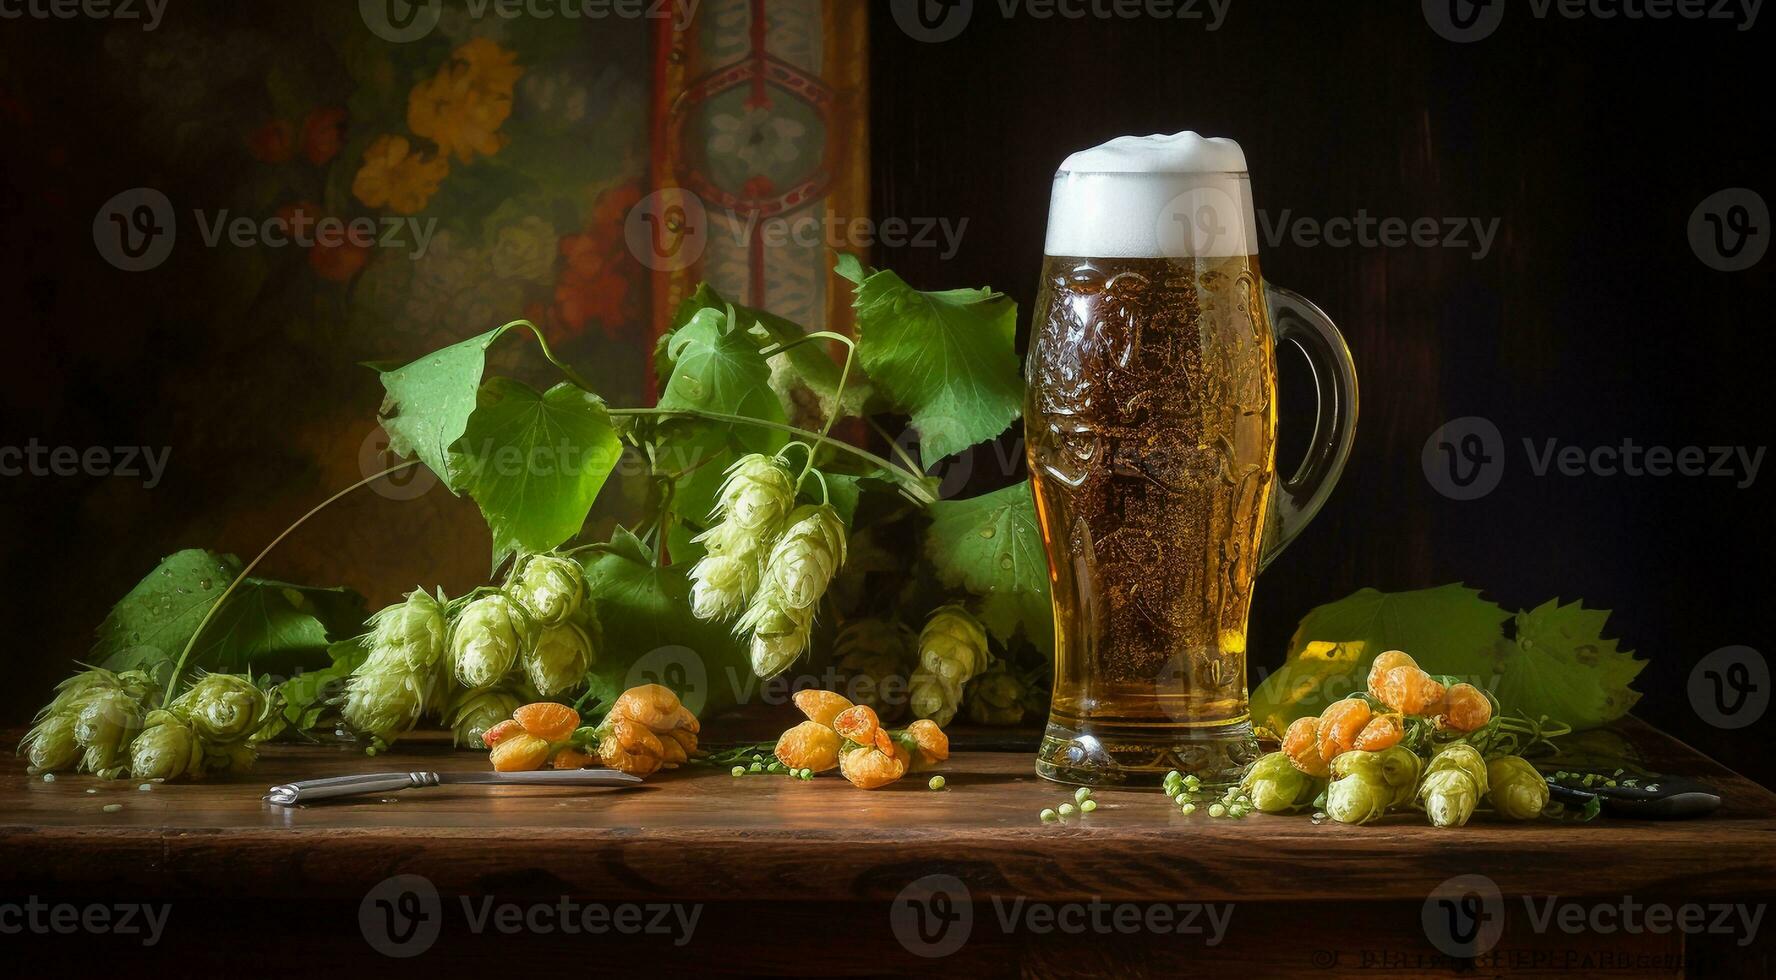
[265,771,436,805]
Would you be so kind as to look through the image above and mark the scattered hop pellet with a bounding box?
[689,454,796,621]
[366,589,449,672]
[910,605,990,728]
[449,595,522,688]
[508,555,586,628]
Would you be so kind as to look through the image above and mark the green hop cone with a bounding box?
[1332,745,1424,808]
[763,505,848,610]
[201,739,257,777]
[835,618,916,722]
[509,555,585,628]
[74,687,144,777]
[1242,751,1321,813]
[746,602,814,680]
[368,589,448,671]
[523,621,594,697]
[1420,769,1481,827]
[736,504,847,678]
[22,713,79,774]
[910,605,990,728]
[966,663,1029,726]
[341,668,428,746]
[171,673,267,743]
[1487,755,1550,821]
[450,595,522,689]
[688,455,795,622]
[128,710,202,781]
[448,688,523,749]
[1419,742,1489,827]
[1326,771,1393,825]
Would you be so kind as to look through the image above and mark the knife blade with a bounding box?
[265,768,642,806]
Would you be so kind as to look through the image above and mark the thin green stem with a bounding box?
[609,407,933,504]
[504,319,596,392]
[160,461,422,707]
[869,417,924,477]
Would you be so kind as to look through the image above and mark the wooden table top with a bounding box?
[6,718,1775,904]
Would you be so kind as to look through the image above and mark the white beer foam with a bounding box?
[1045,131,1259,259]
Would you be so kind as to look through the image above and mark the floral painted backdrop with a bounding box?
[0,2,870,713]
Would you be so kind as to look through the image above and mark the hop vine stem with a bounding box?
[158,461,422,707]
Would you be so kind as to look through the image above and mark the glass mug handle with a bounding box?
[1258,285,1359,571]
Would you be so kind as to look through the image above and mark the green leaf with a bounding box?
[451,378,624,569]
[1248,584,1511,737]
[576,529,751,720]
[377,325,516,490]
[842,259,1022,466]
[924,482,1054,655]
[669,283,870,420]
[274,637,370,733]
[94,550,364,680]
[1490,599,1645,730]
[655,307,789,562]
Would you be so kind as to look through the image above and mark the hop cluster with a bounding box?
[910,605,990,727]
[736,503,848,678]
[689,454,797,621]
[24,668,268,782]
[344,557,602,751]
[964,662,1038,726]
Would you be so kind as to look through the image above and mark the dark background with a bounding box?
[869,1,1773,782]
[2,1,1771,784]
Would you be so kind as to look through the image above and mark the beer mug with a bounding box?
[1026,132,1358,785]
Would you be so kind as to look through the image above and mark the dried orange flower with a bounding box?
[904,719,949,772]
[1281,716,1329,777]
[482,719,524,747]
[840,742,910,790]
[594,685,700,777]
[1365,650,1418,698]
[1437,683,1493,733]
[490,733,551,772]
[793,689,854,728]
[1375,665,1447,716]
[1317,699,1373,763]
[833,704,881,745]
[550,746,596,770]
[513,702,580,742]
[775,720,843,772]
[1352,713,1404,752]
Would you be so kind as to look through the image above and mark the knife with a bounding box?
[264,769,643,806]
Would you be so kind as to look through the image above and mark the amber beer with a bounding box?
[1027,133,1358,785]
